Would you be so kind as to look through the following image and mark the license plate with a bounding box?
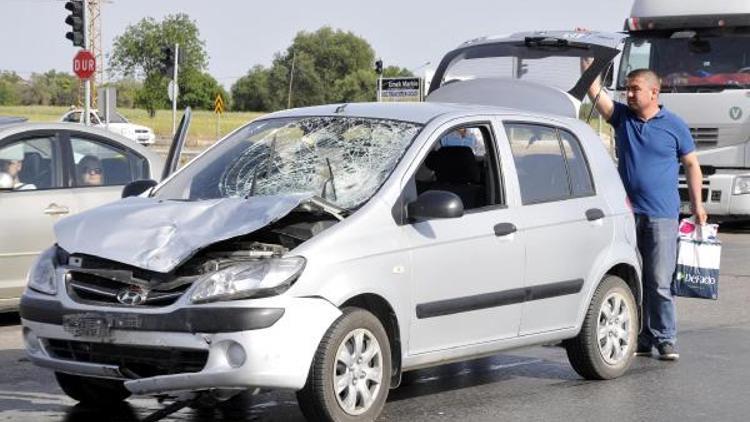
[63,314,111,339]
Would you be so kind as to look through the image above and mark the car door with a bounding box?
[404,120,526,354]
[63,131,152,212]
[502,121,613,335]
[0,133,71,301]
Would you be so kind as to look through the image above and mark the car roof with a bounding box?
[257,101,576,126]
[0,122,161,162]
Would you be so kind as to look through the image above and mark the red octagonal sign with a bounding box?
[73,50,96,80]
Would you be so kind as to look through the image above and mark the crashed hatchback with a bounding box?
[21,31,641,421]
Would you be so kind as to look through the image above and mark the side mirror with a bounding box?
[407,190,464,222]
[122,179,157,198]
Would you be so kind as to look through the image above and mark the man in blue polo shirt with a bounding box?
[583,61,707,361]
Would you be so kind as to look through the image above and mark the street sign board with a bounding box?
[73,50,96,80]
[379,77,423,102]
[214,94,225,114]
[168,80,179,102]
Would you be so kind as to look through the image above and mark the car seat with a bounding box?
[424,146,484,209]
[19,152,51,189]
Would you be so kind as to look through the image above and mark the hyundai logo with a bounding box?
[116,286,148,306]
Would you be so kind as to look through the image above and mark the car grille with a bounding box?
[690,127,718,144]
[44,339,208,378]
[135,129,149,134]
[66,270,191,308]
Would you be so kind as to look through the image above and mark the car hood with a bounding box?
[55,193,313,273]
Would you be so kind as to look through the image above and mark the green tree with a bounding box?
[21,71,78,106]
[109,13,208,115]
[179,69,229,110]
[105,78,142,109]
[232,27,381,111]
[0,71,23,105]
[383,66,413,78]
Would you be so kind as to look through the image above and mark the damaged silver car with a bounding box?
[20,31,641,421]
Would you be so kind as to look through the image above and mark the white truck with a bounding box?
[615,0,750,221]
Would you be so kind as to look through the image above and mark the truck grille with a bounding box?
[689,127,718,144]
[679,187,708,202]
[44,339,208,378]
[66,270,191,307]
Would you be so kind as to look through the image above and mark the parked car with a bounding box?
[60,109,156,146]
[20,32,641,421]
[0,123,164,312]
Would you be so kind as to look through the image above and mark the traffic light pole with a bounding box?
[172,43,179,135]
[83,0,90,126]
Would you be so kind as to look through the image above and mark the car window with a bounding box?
[70,137,148,187]
[412,123,502,211]
[0,137,60,191]
[559,129,594,197]
[89,113,101,125]
[505,123,570,204]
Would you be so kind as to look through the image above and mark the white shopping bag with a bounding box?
[672,218,721,300]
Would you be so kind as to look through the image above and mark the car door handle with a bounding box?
[585,208,605,221]
[494,223,517,237]
[43,203,70,215]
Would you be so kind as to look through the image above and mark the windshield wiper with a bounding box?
[321,157,338,202]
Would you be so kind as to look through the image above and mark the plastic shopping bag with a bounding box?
[672,218,721,300]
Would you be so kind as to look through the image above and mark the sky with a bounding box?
[1,0,635,88]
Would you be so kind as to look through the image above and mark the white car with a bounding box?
[61,109,156,146]
[21,31,640,421]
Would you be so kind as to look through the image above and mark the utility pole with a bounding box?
[287,51,296,109]
[87,0,103,109]
[83,0,90,125]
[172,43,180,135]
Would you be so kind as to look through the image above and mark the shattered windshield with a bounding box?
[153,116,422,209]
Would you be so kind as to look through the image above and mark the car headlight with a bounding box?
[733,176,750,195]
[190,257,305,304]
[27,247,58,295]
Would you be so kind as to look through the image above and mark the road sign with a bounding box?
[379,77,422,102]
[72,50,96,80]
[214,94,225,114]
[168,80,178,102]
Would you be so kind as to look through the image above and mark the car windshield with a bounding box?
[153,116,422,209]
[619,34,750,92]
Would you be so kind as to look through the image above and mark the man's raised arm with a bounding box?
[581,57,615,122]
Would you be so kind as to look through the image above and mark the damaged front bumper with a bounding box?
[20,289,341,395]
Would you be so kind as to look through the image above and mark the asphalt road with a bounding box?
[1,223,748,422]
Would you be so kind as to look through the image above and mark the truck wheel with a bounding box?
[55,372,131,405]
[564,275,638,380]
[297,308,392,422]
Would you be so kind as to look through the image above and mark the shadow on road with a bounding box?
[719,220,750,234]
[63,403,140,422]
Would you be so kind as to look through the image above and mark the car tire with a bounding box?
[297,307,392,422]
[55,372,131,405]
[564,275,638,380]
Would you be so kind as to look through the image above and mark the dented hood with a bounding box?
[55,194,312,273]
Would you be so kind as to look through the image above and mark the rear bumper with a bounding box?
[21,292,341,395]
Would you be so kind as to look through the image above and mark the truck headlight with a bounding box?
[190,257,305,304]
[27,247,57,295]
[733,176,750,195]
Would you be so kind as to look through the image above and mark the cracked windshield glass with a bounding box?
[154,116,422,209]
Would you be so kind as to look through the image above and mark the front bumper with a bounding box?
[679,173,750,219]
[20,291,341,395]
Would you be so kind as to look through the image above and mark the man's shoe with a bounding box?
[657,343,680,361]
[634,344,652,357]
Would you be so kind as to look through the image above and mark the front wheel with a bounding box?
[55,372,131,405]
[564,275,638,380]
[297,308,392,422]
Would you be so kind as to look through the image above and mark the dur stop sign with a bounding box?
[73,50,96,79]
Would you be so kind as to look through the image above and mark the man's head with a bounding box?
[77,155,103,186]
[625,69,661,115]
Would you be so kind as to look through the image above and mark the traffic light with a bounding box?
[375,59,383,75]
[64,0,85,47]
[161,46,175,77]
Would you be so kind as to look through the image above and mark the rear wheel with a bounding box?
[55,372,131,405]
[297,308,392,422]
[564,275,638,380]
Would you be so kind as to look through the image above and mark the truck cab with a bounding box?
[617,0,750,220]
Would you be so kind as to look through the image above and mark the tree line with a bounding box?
[0,14,411,116]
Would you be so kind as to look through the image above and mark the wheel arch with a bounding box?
[340,293,402,388]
